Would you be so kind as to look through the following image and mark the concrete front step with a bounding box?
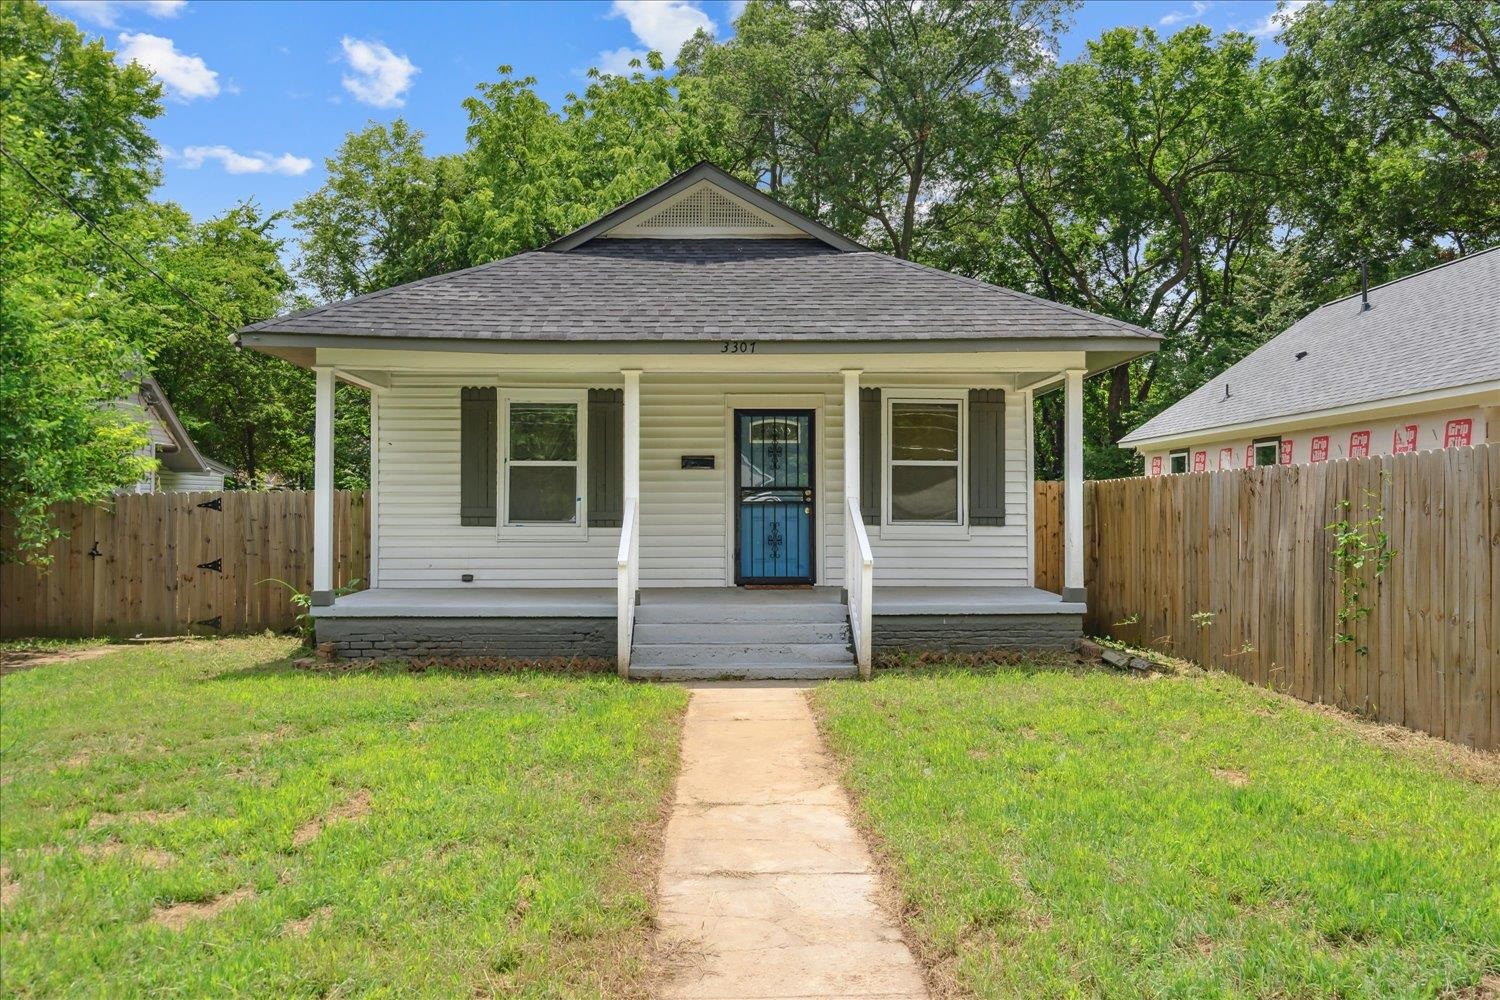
[634,604,849,626]
[632,642,855,668]
[631,663,859,681]
[633,622,851,645]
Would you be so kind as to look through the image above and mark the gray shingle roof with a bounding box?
[241,237,1157,344]
[1120,249,1500,446]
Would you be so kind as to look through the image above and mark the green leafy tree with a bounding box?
[0,0,163,561]
[1278,0,1499,276]
[133,203,329,487]
[682,0,1075,258]
[292,120,473,302]
[931,26,1291,476]
[439,58,731,263]
[294,58,735,298]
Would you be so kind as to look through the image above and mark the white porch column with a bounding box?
[622,369,641,510]
[311,364,336,605]
[1021,387,1035,588]
[617,369,642,678]
[1063,368,1086,603]
[842,369,861,594]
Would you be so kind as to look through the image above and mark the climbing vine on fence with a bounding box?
[1327,475,1396,654]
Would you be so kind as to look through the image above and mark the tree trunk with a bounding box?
[1106,363,1132,444]
[243,425,257,485]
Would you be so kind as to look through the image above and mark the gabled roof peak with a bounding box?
[543,161,865,253]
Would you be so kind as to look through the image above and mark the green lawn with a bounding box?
[812,659,1500,999]
[0,636,687,998]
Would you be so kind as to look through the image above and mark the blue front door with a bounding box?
[735,410,815,584]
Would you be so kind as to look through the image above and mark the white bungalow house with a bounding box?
[238,163,1159,678]
[1122,248,1499,474]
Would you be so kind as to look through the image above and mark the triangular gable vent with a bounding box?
[604,180,808,239]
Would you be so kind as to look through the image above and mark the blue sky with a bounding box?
[48,0,1298,241]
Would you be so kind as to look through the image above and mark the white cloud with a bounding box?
[1250,0,1315,38]
[1159,2,1208,27]
[53,0,185,29]
[180,145,312,176]
[116,31,218,100]
[339,37,418,108]
[726,0,748,23]
[595,46,653,76]
[599,0,715,72]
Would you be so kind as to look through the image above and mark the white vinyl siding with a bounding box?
[372,373,1031,589]
[159,470,227,492]
[866,379,1028,586]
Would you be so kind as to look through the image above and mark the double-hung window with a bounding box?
[499,390,587,538]
[1169,450,1189,474]
[884,393,966,535]
[1251,438,1280,467]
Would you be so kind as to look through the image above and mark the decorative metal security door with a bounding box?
[734,410,815,584]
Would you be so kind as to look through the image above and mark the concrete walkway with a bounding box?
[655,683,929,1000]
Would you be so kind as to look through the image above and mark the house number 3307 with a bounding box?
[720,340,757,354]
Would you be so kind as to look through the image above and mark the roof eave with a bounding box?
[1119,377,1500,450]
[140,376,217,474]
[239,330,1161,365]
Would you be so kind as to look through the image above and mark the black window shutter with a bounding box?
[460,387,497,526]
[968,388,1005,525]
[588,389,623,527]
[859,388,881,525]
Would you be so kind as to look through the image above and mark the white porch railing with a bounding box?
[845,496,874,679]
[616,498,639,677]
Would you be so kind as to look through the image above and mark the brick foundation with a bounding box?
[315,616,614,660]
[872,613,1082,652]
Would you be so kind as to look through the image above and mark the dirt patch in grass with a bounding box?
[1,645,117,676]
[89,808,187,829]
[1,866,18,907]
[151,888,255,930]
[292,788,372,847]
[282,905,332,938]
[80,840,175,868]
[1212,767,1250,787]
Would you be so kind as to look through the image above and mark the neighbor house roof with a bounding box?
[139,376,230,476]
[239,162,1159,352]
[1120,248,1500,448]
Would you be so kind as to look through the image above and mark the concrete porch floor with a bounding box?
[312,584,1081,618]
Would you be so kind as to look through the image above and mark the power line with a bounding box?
[0,140,238,334]
[17,219,202,334]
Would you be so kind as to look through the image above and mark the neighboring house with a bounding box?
[120,377,232,493]
[1122,248,1500,475]
[238,163,1160,676]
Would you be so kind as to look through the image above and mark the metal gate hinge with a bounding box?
[196,497,222,511]
[197,558,222,572]
[194,615,222,629]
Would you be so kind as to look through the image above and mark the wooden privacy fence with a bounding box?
[1036,445,1497,750]
[1,491,368,638]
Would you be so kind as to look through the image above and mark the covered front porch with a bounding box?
[301,353,1092,680]
[301,356,1092,677]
